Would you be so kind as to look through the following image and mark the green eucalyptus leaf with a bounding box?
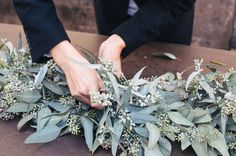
[46,101,70,112]
[158,137,172,156]
[134,127,149,138]
[207,147,218,156]
[186,71,200,91]
[152,52,177,60]
[191,108,212,124]
[80,116,94,151]
[112,120,124,156]
[146,122,160,149]
[43,80,67,95]
[233,115,236,123]
[25,125,61,144]
[107,72,120,100]
[199,81,215,100]
[220,113,228,135]
[34,65,48,87]
[168,102,185,110]
[144,145,163,156]
[130,112,159,124]
[7,102,29,113]
[37,107,52,131]
[17,114,34,131]
[181,135,191,150]
[13,90,41,103]
[208,129,230,156]
[168,112,194,126]
[191,139,208,156]
[138,105,158,114]
[132,66,146,82]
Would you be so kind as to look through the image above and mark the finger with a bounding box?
[91,103,103,109]
[74,94,90,104]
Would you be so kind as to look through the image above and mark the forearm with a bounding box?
[13,0,69,63]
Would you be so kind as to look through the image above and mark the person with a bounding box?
[12,0,195,108]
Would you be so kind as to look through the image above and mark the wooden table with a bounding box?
[1,23,236,156]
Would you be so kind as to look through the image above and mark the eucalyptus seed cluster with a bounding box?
[186,127,207,143]
[158,113,180,136]
[90,91,113,107]
[59,96,76,106]
[67,115,81,135]
[122,130,141,156]
[99,58,114,73]
[194,59,203,72]
[118,109,135,131]
[222,92,236,115]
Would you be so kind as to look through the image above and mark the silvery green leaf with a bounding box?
[159,90,180,104]
[7,102,29,113]
[17,114,34,131]
[0,69,9,76]
[165,133,176,142]
[191,139,208,156]
[207,148,217,156]
[158,137,171,156]
[130,112,159,124]
[146,122,160,148]
[43,80,67,95]
[191,108,212,124]
[220,114,228,136]
[98,109,109,127]
[185,71,200,91]
[199,81,215,100]
[134,127,149,138]
[233,115,236,123]
[152,52,178,60]
[181,135,191,150]
[168,102,185,110]
[25,125,61,144]
[80,116,94,151]
[138,105,158,114]
[47,116,62,126]
[4,41,14,53]
[121,87,131,107]
[75,45,99,64]
[17,32,22,50]
[144,145,163,156]
[208,129,229,156]
[107,72,120,100]
[13,90,41,103]
[112,120,124,156]
[92,136,101,153]
[46,101,70,112]
[34,65,48,87]
[168,112,194,126]
[37,107,51,131]
[60,127,70,136]
[132,66,146,82]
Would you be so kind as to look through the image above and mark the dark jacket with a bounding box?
[13,0,195,63]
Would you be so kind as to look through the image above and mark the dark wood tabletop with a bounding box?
[0,23,236,156]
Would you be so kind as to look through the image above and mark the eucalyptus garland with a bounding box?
[0,37,236,156]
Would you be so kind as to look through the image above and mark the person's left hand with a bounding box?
[98,34,126,77]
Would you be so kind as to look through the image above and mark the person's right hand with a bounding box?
[50,40,103,109]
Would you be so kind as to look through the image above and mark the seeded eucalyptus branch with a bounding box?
[0,36,236,156]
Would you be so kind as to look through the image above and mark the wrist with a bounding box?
[109,34,126,50]
[50,40,88,69]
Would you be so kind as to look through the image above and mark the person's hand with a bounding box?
[98,34,126,77]
[51,40,103,109]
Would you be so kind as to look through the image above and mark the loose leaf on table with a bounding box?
[25,125,62,144]
[168,112,194,126]
[17,32,22,50]
[34,64,48,87]
[146,122,160,149]
[17,114,34,131]
[80,116,94,151]
[43,80,67,95]
[152,52,178,60]
[210,60,227,67]
[111,120,124,156]
[13,90,41,103]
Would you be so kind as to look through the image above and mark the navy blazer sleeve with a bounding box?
[112,0,195,56]
[13,0,70,63]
